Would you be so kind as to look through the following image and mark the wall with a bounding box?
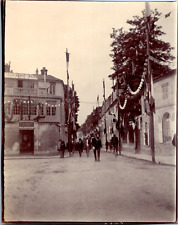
[4,123,20,154]
[4,122,67,154]
[34,123,59,152]
[153,73,176,143]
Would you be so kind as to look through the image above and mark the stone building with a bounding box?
[4,64,67,154]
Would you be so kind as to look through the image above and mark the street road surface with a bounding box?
[4,150,176,222]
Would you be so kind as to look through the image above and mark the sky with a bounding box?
[5,1,177,125]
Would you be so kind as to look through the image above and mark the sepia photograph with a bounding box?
[3,0,177,223]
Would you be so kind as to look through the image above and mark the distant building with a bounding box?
[4,63,67,154]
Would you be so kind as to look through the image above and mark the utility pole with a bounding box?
[145,2,155,163]
[103,79,108,151]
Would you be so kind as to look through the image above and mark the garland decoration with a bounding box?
[127,77,144,95]
[118,94,127,110]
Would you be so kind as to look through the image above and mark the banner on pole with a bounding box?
[66,48,69,62]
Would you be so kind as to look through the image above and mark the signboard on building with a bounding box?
[19,121,34,130]
[5,72,38,80]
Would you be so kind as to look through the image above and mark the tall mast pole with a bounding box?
[103,79,108,150]
[145,2,155,163]
[66,48,71,155]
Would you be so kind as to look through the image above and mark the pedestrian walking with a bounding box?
[85,138,90,157]
[112,134,118,157]
[78,138,83,157]
[91,135,97,161]
[96,136,102,161]
[57,139,65,158]
[105,141,108,152]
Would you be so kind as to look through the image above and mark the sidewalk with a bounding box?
[4,144,176,166]
[103,143,176,166]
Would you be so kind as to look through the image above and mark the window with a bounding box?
[49,83,56,95]
[46,101,56,116]
[52,106,56,116]
[13,103,20,115]
[30,103,37,115]
[46,105,51,115]
[18,80,23,88]
[162,83,168,99]
[22,103,28,115]
[39,104,44,116]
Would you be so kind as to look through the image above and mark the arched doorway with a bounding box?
[162,112,171,143]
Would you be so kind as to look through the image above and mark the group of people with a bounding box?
[57,134,102,161]
[106,134,121,156]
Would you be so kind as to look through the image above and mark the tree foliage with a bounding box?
[80,107,101,136]
[109,8,175,88]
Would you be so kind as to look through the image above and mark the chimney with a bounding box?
[5,62,11,72]
[41,67,48,76]
[41,67,48,83]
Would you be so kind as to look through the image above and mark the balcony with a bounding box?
[5,87,60,98]
[5,87,38,96]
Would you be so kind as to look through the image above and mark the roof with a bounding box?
[153,69,177,83]
[5,72,64,84]
[37,74,64,83]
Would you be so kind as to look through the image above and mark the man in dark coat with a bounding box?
[91,135,97,161]
[78,138,83,157]
[96,136,102,161]
[112,134,118,157]
[58,139,65,158]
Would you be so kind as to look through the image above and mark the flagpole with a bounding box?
[103,79,108,151]
[145,2,155,163]
[66,48,71,156]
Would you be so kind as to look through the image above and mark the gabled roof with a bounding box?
[153,69,177,83]
[37,74,64,83]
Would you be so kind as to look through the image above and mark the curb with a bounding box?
[102,148,176,167]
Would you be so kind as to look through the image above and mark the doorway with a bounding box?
[19,130,34,154]
[162,112,171,143]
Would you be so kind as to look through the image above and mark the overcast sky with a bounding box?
[5,1,177,125]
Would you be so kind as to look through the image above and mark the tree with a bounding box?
[109,8,175,156]
[80,107,101,136]
[109,9,175,91]
[64,84,80,133]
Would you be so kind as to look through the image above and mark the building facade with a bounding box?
[98,70,176,152]
[4,65,67,154]
[152,70,176,144]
